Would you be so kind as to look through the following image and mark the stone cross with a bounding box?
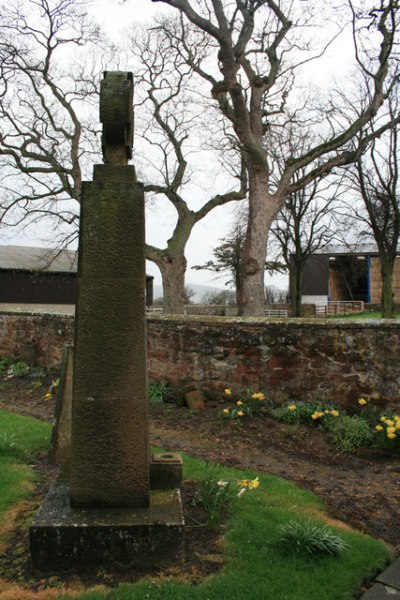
[70,71,149,508]
[30,72,184,570]
[100,71,133,165]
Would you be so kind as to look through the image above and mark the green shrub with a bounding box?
[327,415,373,452]
[8,361,29,378]
[148,381,171,404]
[0,358,11,379]
[278,519,348,556]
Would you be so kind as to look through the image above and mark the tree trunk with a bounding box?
[293,263,304,317]
[238,170,282,316]
[159,253,187,314]
[380,256,396,318]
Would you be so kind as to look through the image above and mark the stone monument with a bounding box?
[29,72,184,569]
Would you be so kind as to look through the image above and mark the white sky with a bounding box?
[0,0,358,294]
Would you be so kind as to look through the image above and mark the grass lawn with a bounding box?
[0,410,51,525]
[0,410,392,600]
[333,311,400,319]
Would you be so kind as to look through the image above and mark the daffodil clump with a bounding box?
[272,402,339,425]
[272,394,400,453]
[374,414,400,448]
[195,463,261,528]
[222,388,267,419]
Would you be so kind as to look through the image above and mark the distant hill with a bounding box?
[153,283,227,304]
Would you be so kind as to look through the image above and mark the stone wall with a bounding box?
[0,312,74,369]
[1,311,399,408]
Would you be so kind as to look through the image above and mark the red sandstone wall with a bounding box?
[0,312,399,407]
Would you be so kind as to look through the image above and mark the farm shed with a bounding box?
[296,244,400,305]
[0,245,154,306]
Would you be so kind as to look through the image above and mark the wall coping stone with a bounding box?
[1,309,400,331]
[146,313,400,330]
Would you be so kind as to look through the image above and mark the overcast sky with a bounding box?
[0,0,357,293]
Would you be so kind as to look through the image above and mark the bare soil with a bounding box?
[0,376,399,596]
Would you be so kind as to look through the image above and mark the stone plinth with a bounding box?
[29,479,184,569]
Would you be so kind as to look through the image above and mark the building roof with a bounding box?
[0,245,77,273]
[314,243,400,257]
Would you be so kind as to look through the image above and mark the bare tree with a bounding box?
[132,25,247,313]
[270,175,342,316]
[150,0,400,315]
[0,4,247,315]
[0,0,103,248]
[345,93,400,318]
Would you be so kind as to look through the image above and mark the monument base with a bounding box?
[29,480,185,570]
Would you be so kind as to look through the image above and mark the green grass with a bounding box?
[332,311,400,319]
[0,409,51,461]
[0,411,391,600]
[58,457,389,600]
[0,410,51,527]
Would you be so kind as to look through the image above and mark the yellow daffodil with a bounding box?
[224,389,232,396]
[249,477,260,489]
[375,425,383,432]
[237,401,243,406]
[331,410,339,417]
[43,393,52,401]
[394,415,400,422]
[386,419,395,427]
[387,432,396,439]
[223,408,230,414]
[288,405,296,411]
[358,398,367,406]
[387,427,396,435]
[251,392,265,400]
[312,411,324,419]
[324,409,330,414]
[237,410,245,417]
[238,480,249,488]
[380,416,387,422]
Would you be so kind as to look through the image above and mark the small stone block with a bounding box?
[376,560,400,590]
[184,389,206,410]
[150,453,183,490]
[361,583,400,599]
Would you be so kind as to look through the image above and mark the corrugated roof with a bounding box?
[315,243,400,256]
[0,245,77,273]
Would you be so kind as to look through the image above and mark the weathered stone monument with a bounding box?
[30,72,184,569]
